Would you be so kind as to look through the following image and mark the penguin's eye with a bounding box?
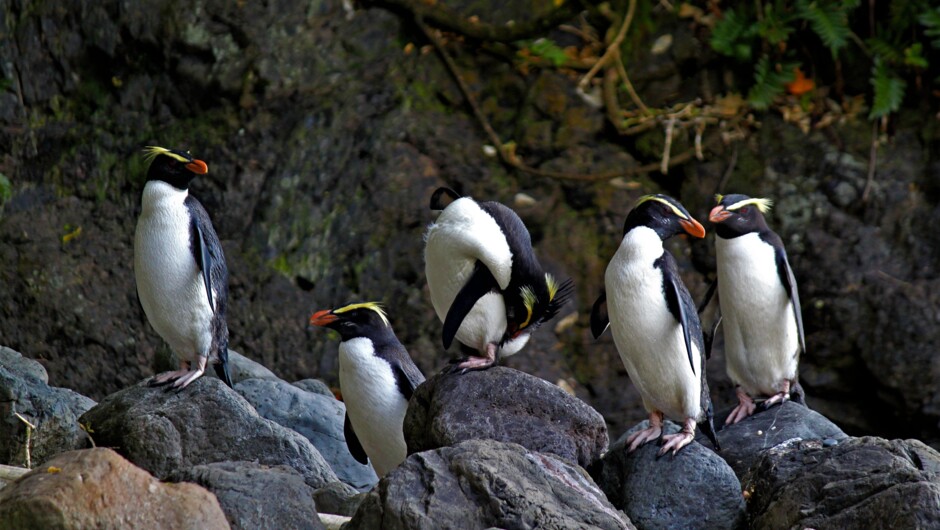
[739,206,749,214]
[168,159,178,168]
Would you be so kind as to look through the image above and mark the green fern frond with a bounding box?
[865,38,902,63]
[869,57,906,119]
[710,9,756,61]
[797,0,853,55]
[920,7,940,49]
[747,57,798,110]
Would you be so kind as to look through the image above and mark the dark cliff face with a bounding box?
[1,1,938,448]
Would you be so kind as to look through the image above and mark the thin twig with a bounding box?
[862,120,877,202]
[14,413,35,469]
[613,51,649,115]
[579,0,638,89]
[716,144,740,195]
[662,117,676,174]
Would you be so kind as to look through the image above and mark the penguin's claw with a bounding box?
[758,380,792,411]
[725,388,757,425]
[658,430,695,456]
[149,366,191,387]
[170,357,208,389]
[627,412,664,452]
[455,356,496,372]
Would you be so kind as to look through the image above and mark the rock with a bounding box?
[169,461,324,530]
[292,378,334,397]
[347,439,633,530]
[312,481,366,517]
[716,401,849,478]
[404,367,608,467]
[0,448,228,530]
[79,377,337,489]
[589,421,746,530]
[744,436,940,529]
[227,349,281,384]
[0,346,97,467]
[234,378,377,490]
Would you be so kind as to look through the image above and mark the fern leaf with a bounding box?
[710,9,755,61]
[747,57,798,110]
[865,38,902,63]
[869,58,906,119]
[920,7,940,49]
[797,0,853,55]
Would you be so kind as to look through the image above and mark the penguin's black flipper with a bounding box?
[774,246,805,356]
[442,261,499,349]
[391,352,426,401]
[661,259,697,375]
[698,399,721,452]
[344,412,369,465]
[191,215,215,313]
[213,349,234,388]
[589,291,610,339]
[430,187,461,210]
[704,313,722,360]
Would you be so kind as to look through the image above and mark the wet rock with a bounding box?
[404,367,607,467]
[744,436,940,529]
[589,422,746,530]
[234,378,378,490]
[78,377,337,489]
[227,349,281,384]
[346,439,634,530]
[0,448,228,530]
[292,378,334,397]
[169,461,324,530]
[716,401,849,478]
[312,481,366,517]
[0,347,96,467]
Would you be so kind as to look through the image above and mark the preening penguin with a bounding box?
[424,187,573,371]
[135,146,232,389]
[591,194,718,455]
[708,194,805,425]
[309,302,425,478]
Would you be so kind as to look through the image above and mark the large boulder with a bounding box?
[169,461,324,530]
[0,346,96,467]
[79,377,337,489]
[226,350,281,385]
[589,421,746,530]
[744,436,940,529]
[0,448,228,530]
[716,401,848,478]
[404,367,608,467]
[346,439,634,530]
[235,378,378,490]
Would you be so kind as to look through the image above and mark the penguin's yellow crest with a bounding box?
[519,286,537,329]
[333,302,390,327]
[545,273,559,301]
[143,146,191,164]
[726,197,773,213]
[636,195,688,219]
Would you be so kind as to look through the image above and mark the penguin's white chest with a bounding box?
[716,233,799,396]
[134,182,213,360]
[424,198,513,351]
[605,228,701,421]
[339,337,409,477]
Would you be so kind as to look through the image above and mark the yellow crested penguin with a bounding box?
[708,194,805,425]
[309,302,425,478]
[424,187,573,371]
[135,146,232,389]
[591,195,718,455]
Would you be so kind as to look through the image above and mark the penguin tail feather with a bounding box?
[214,346,234,388]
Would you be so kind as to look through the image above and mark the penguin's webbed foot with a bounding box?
[756,379,792,412]
[658,419,696,457]
[453,342,498,373]
[169,356,208,389]
[149,364,192,387]
[627,412,664,452]
[725,387,757,425]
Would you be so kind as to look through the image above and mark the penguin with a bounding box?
[590,194,719,455]
[424,187,573,371]
[707,193,805,425]
[134,146,232,389]
[309,302,425,477]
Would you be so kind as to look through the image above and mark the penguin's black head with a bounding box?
[143,146,208,190]
[708,194,772,238]
[309,302,394,343]
[504,274,574,341]
[623,194,706,240]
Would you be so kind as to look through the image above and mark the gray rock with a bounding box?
[589,421,746,530]
[292,379,334,397]
[312,481,366,517]
[716,401,849,478]
[744,436,940,529]
[0,346,97,467]
[347,439,634,530]
[79,377,337,489]
[227,349,281,384]
[169,461,324,530]
[235,378,377,490]
[404,367,608,467]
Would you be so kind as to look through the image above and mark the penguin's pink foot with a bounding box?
[149,361,191,386]
[627,411,664,452]
[761,379,792,408]
[659,418,696,456]
[171,356,208,389]
[457,343,497,372]
[725,387,756,425]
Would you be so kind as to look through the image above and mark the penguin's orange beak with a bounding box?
[679,217,706,238]
[709,206,732,223]
[309,309,338,326]
[185,159,208,175]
